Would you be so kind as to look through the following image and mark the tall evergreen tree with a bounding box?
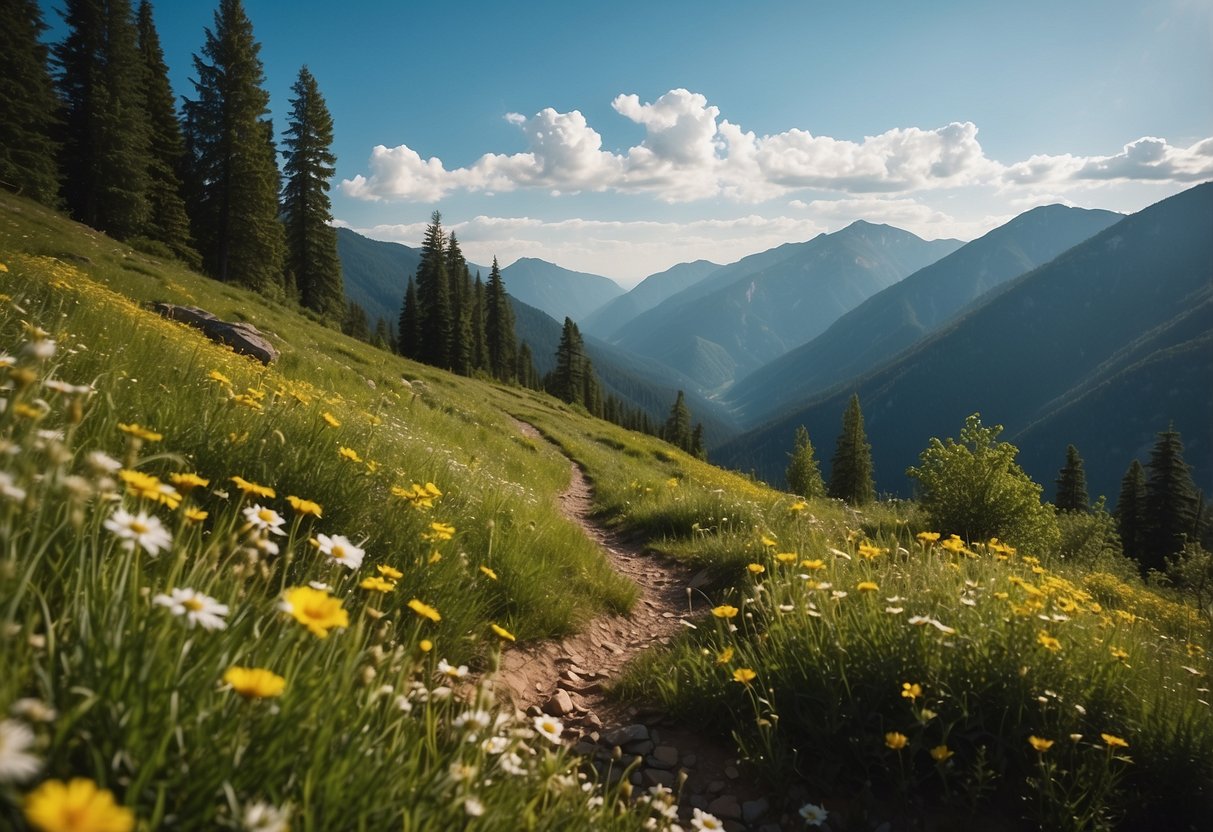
[664,390,692,451]
[690,423,706,460]
[398,275,420,359]
[343,300,370,341]
[786,425,826,499]
[583,358,602,416]
[551,317,586,405]
[470,273,487,372]
[134,0,197,265]
[444,233,473,375]
[54,0,151,238]
[1054,444,1089,512]
[1116,459,1148,564]
[828,394,875,505]
[485,257,516,381]
[281,65,342,317]
[516,341,537,389]
[0,0,61,205]
[182,0,283,292]
[372,317,391,351]
[1142,426,1199,572]
[413,211,451,367]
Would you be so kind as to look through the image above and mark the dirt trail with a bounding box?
[496,422,799,831]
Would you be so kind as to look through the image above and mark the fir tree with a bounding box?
[786,425,826,498]
[664,391,692,451]
[55,0,151,238]
[828,394,875,506]
[343,300,370,341]
[583,358,602,416]
[690,423,706,460]
[485,257,516,381]
[516,342,537,389]
[1142,426,1199,572]
[1116,459,1148,564]
[398,275,420,359]
[134,0,197,266]
[1054,444,1089,512]
[183,0,284,292]
[444,233,473,375]
[281,65,342,317]
[551,318,586,404]
[470,273,487,372]
[372,317,391,351]
[413,211,451,367]
[0,0,61,205]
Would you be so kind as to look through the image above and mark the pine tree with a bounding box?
[343,300,370,341]
[516,342,537,389]
[1141,426,1199,573]
[1054,444,1089,512]
[470,273,487,372]
[444,233,473,375]
[398,275,420,359]
[281,65,342,317]
[583,358,602,416]
[1116,459,1148,564]
[485,257,516,381]
[786,425,826,498]
[551,318,586,404]
[55,0,151,238]
[372,317,391,351]
[413,212,451,367]
[182,0,283,292]
[0,0,61,205]
[134,0,197,265]
[690,423,706,459]
[828,394,875,505]
[664,391,692,451]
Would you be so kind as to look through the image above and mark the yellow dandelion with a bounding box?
[184,507,208,524]
[857,581,879,592]
[916,531,941,543]
[321,411,341,427]
[420,521,455,542]
[901,682,922,700]
[490,623,516,641]
[760,534,777,547]
[117,422,162,442]
[775,552,798,564]
[715,646,734,665]
[338,446,362,463]
[1100,733,1129,749]
[732,667,757,685]
[286,495,323,517]
[712,604,739,619]
[359,576,396,593]
[169,472,209,492]
[930,745,954,762]
[408,598,441,623]
[479,565,498,580]
[789,499,808,512]
[419,639,433,653]
[280,586,348,638]
[1028,736,1054,752]
[223,666,286,699]
[857,543,887,559]
[230,476,275,499]
[800,558,826,570]
[885,732,908,750]
[207,369,232,386]
[23,778,135,832]
[377,564,403,580]
[747,563,766,575]
[1036,631,1062,653]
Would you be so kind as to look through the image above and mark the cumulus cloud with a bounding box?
[340,89,1213,204]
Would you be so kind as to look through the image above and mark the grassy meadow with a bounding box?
[1,191,1210,831]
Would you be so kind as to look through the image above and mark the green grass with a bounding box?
[2,191,1210,831]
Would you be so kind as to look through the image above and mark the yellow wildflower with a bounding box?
[184,507,208,524]
[712,604,739,619]
[280,586,348,638]
[419,639,433,653]
[207,369,232,386]
[117,422,162,442]
[490,623,516,641]
[408,598,441,623]
[760,534,777,547]
[119,469,181,509]
[223,666,286,699]
[716,646,735,665]
[338,446,362,463]
[321,411,341,428]
[901,682,922,700]
[930,745,954,762]
[479,565,498,580]
[1101,733,1129,749]
[359,576,396,593]
[885,732,908,750]
[1028,736,1054,753]
[775,552,798,564]
[286,495,323,517]
[732,667,757,685]
[857,543,887,559]
[747,563,766,575]
[230,476,275,499]
[916,531,941,544]
[856,581,879,592]
[23,778,135,832]
[800,558,825,571]
[169,472,209,492]
[1037,631,1062,653]
[377,564,403,580]
[789,499,808,512]
[420,521,455,542]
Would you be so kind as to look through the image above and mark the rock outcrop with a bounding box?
[150,303,279,364]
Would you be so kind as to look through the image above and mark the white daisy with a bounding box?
[242,801,291,832]
[437,659,468,679]
[104,507,172,556]
[532,714,563,744]
[23,339,56,360]
[0,719,40,783]
[799,802,829,826]
[463,797,484,817]
[0,471,27,503]
[152,588,229,630]
[690,808,724,831]
[316,533,364,570]
[243,504,286,536]
[499,751,526,776]
[9,699,56,723]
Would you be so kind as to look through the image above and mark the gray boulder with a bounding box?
[151,303,279,364]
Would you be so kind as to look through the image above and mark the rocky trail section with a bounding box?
[496,422,804,831]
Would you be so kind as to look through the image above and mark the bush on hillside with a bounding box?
[907,413,1059,551]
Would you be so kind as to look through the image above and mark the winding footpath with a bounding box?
[496,422,800,831]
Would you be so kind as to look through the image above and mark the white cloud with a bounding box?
[341,89,1213,204]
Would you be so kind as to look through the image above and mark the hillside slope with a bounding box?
[500,257,624,322]
[581,259,721,339]
[725,205,1123,425]
[714,182,1213,498]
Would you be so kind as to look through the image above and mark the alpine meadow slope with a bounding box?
[714,182,1213,499]
[724,204,1124,425]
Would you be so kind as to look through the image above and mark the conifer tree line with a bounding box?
[1,0,344,320]
[396,212,535,384]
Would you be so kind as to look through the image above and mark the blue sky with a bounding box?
[41,0,1213,285]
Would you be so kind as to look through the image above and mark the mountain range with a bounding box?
[714,183,1213,499]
